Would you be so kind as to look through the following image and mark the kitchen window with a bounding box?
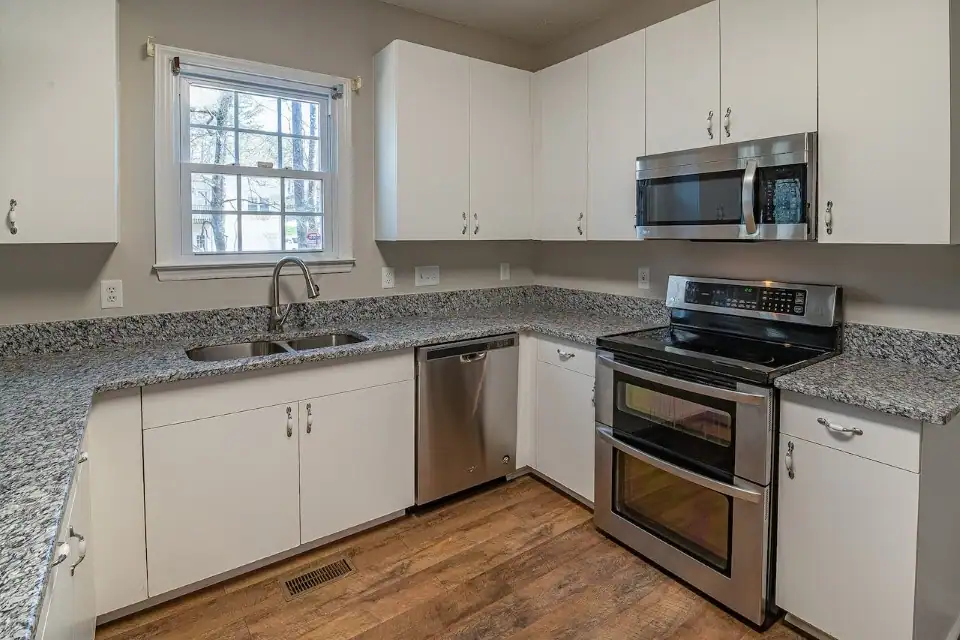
[153,46,354,280]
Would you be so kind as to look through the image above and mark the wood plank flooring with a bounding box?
[96,477,802,640]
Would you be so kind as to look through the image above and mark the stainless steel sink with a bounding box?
[186,333,366,361]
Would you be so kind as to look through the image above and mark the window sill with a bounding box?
[154,258,355,281]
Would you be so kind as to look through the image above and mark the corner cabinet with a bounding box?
[375,40,533,241]
[0,0,118,244]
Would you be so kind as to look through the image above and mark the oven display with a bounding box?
[685,282,807,316]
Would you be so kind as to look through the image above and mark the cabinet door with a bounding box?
[536,54,588,241]
[645,2,720,155]
[817,0,950,244]
[299,381,415,544]
[70,454,96,640]
[396,42,470,240]
[588,30,645,241]
[36,463,83,640]
[470,59,533,240]
[143,404,301,595]
[720,0,817,143]
[777,435,918,640]
[536,362,595,502]
[0,0,117,244]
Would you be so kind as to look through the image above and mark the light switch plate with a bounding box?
[500,263,510,281]
[415,266,440,287]
[381,266,395,289]
[638,267,651,290]
[100,280,123,309]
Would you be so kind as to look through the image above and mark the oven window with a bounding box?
[622,384,732,447]
[614,451,732,573]
[638,170,746,226]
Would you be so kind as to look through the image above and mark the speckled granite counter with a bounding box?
[0,296,663,640]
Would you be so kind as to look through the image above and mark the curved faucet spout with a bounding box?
[270,257,321,332]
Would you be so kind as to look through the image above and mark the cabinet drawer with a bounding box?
[781,392,921,472]
[538,337,595,377]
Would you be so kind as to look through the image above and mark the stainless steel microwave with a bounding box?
[636,132,817,241]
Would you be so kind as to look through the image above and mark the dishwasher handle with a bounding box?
[460,352,488,364]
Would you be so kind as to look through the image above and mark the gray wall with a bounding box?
[0,0,537,325]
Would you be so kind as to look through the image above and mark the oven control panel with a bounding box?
[685,282,807,316]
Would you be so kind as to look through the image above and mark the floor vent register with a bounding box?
[280,556,356,600]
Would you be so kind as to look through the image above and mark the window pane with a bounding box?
[285,216,323,252]
[281,98,323,136]
[284,179,323,213]
[241,215,282,251]
[237,133,279,168]
[190,127,236,165]
[281,137,321,172]
[189,86,235,128]
[190,173,238,211]
[240,176,281,212]
[192,213,239,253]
[237,93,279,133]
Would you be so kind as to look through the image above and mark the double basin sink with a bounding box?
[187,333,366,362]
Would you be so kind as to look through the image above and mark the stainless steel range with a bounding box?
[594,275,842,627]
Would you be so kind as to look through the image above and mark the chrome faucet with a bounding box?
[270,257,321,332]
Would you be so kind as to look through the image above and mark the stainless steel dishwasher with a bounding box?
[416,334,519,505]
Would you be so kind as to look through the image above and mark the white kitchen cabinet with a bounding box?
[69,454,96,640]
[645,2,720,155]
[777,434,919,640]
[143,404,301,596]
[0,0,118,244]
[469,59,533,240]
[299,381,415,544]
[536,361,595,502]
[817,0,955,243]
[535,54,588,241]
[375,40,471,240]
[719,0,817,143]
[587,30,645,241]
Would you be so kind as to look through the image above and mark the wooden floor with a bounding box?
[97,476,803,640]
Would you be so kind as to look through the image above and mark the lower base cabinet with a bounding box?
[535,361,595,502]
[777,434,919,640]
[299,380,415,543]
[143,404,302,596]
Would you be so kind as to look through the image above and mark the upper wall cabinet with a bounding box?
[817,0,955,244]
[0,0,119,244]
[720,0,817,143]
[587,30,646,241]
[646,2,721,156]
[535,54,589,241]
[375,41,533,241]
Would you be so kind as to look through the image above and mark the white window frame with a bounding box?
[154,45,354,280]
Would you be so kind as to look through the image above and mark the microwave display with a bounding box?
[758,164,807,225]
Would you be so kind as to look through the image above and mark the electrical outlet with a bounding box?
[100,279,124,309]
[415,266,440,287]
[638,267,651,290]
[381,266,395,289]
[500,263,511,281]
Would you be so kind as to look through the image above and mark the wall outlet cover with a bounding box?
[415,266,440,287]
[101,279,124,309]
[500,263,511,281]
[381,266,395,289]
[638,267,651,290]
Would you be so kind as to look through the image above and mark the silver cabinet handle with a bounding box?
[286,406,293,438]
[591,385,595,407]
[724,107,732,138]
[473,212,479,235]
[462,212,467,236]
[785,441,795,479]
[741,160,758,237]
[577,212,584,236]
[825,201,834,235]
[818,417,863,436]
[6,199,17,235]
[77,451,89,464]
[306,403,313,434]
[69,526,87,576]
[51,542,70,567]
[557,349,575,361]
[707,110,715,140]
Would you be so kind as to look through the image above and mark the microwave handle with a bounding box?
[597,426,763,504]
[597,354,766,406]
[742,160,759,236]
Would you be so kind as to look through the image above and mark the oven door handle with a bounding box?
[597,426,763,504]
[596,355,766,406]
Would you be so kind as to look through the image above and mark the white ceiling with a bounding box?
[378,0,631,45]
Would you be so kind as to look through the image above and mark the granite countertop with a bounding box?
[0,306,659,640]
[776,353,960,426]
